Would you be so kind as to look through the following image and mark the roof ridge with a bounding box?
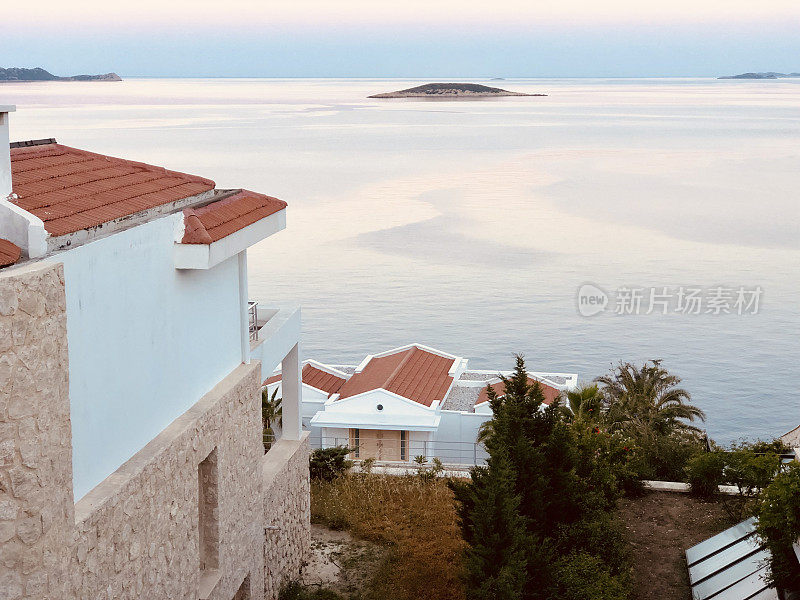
[9,138,57,149]
[382,347,418,391]
[182,211,212,244]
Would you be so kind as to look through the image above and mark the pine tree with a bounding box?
[457,356,588,599]
[453,454,528,600]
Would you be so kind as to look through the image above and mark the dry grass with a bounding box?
[311,473,466,600]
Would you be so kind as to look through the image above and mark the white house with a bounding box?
[266,343,578,464]
[0,106,309,599]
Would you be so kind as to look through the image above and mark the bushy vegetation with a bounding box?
[686,439,791,520]
[451,357,633,600]
[754,463,800,594]
[685,451,727,498]
[594,359,708,482]
[311,473,465,600]
[279,582,348,600]
[310,446,353,482]
[300,356,788,600]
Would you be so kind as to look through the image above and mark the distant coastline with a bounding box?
[369,82,546,99]
[718,72,800,80]
[0,67,122,82]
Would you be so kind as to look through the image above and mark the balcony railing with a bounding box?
[248,301,259,342]
[306,435,488,466]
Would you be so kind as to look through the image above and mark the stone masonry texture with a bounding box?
[0,260,310,600]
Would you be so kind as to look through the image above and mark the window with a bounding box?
[400,431,407,461]
[350,428,360,458]
[198,448,219,573]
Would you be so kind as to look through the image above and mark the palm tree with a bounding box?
[561,383,604,425]
[594,360,705,438]
[262,387,282,450]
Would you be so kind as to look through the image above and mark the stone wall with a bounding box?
[70,361,267,600]
[0,260,311,600]
[262,436,311,599]
[0,262,73,599]
[782,424,800,449]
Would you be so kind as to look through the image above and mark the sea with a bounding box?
[2,77,798,443]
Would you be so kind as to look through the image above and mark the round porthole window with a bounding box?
[376,404,384,411]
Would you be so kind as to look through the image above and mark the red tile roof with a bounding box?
[337,347,455,407]
[9,142,215,236]
[263,364,347,398]
[475,377,561,406]
[302,365,348,396]
[181,190,287,244]
[0,239,21,267]
[264,374,281,386]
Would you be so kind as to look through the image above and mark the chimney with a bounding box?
[0,106,48,258]
[0,105,14,198]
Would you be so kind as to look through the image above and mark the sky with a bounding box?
[2,0,800,77]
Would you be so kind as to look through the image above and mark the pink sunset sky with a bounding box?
[2,0,800,76]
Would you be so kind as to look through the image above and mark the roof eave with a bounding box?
[174,207,286,270]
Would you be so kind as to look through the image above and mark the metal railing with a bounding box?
[248,301,259,341]
[307,435,488,467]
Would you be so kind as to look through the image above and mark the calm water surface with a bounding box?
[3,77,798,442]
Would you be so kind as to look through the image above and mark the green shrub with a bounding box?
[573,426,642,504]
[721,445,784,521]
[630,433,704,482]
[416,456,444,482]
[754,463,800,593]
[686,451,726,498]
[310,446,353,481]
[554,514,631,577]
[550,552,630,600]
[724,442,784,491]
[744,438,792,455]
[278,581,348,600]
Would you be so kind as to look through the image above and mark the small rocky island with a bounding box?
[369,83,545,98]
[0,67,122,82]
[718,72,800,79]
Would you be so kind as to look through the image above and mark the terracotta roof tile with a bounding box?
[262,365,347,398]
[337,347,455,407]
[181,190,287,244]
[9,142,215,236]
[0,239,21,268]
[475,377,561,407]
[302,365,348,397]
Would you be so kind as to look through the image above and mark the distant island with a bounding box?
[369,83,546,98]
[718,72,800,79]
[0,67,122,82]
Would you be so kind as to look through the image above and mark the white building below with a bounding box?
[266,343,578,464]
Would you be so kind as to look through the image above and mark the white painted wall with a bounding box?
[331,389,436,418]
[306,397,490,465]
[58,212,244,500]
[435,410,491,464]
[0,109,14,198]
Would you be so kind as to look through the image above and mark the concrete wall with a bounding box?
[56,212,243,500]
[435,410,490,464]
[0,265,311,599]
